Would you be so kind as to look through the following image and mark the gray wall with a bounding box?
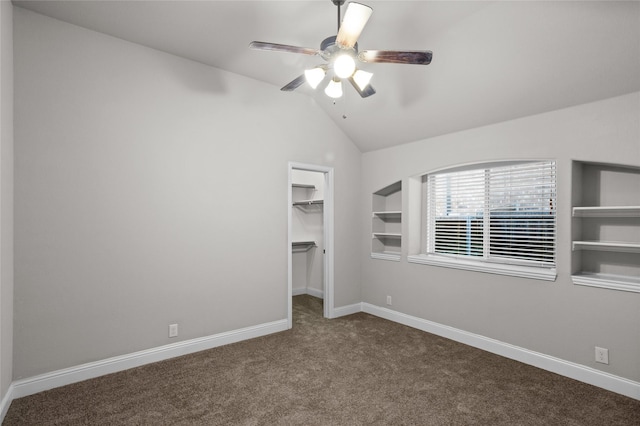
[13,8,361,379]
[361,92,640,382]
[0,0,14,400]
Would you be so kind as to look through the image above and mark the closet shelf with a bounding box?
[293,200,324,206]
[292,183,316,189]
[572,241,640,253]
[572,206,640,217]
[292,241,317,252]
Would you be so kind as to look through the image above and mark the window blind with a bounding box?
[428,169,485,257]
[427,161,556,268]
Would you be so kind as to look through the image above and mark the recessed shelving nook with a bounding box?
[571,161,640,293]
[372,181,402,261]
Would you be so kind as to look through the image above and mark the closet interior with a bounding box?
[291,170,325,301]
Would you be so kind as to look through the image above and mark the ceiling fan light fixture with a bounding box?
[250,1,433,99]
[305,67,326,89]
[324,78,343,98]
[333,54,356,79]
[352,69,373,90]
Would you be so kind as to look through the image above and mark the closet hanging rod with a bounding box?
[292,241,317,252]
[292,200,324,206]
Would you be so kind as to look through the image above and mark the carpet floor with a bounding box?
[4,295,640,425]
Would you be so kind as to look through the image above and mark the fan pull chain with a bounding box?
[342,82,348,119]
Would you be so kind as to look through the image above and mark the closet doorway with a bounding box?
[287,162,334,328]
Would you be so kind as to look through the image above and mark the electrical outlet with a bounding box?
[595,346,609,364]
[169,323,178,338]
[386,295,392,306]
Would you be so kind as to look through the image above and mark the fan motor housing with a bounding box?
[320,35,358,61]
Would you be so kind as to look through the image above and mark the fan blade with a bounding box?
[281,75,307,92]
[348,77,376,98]
[249,41,320,56]
[358,50,433,65]
[336,2,373,49]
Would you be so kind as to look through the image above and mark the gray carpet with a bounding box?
[4,295,640,425]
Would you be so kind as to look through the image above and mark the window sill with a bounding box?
[407,254,557,282]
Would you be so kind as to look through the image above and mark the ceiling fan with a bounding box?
[249,0,433,99]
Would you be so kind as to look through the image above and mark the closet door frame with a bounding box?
[287,162,334,328]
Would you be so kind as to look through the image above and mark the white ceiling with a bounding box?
[13,0,640,152]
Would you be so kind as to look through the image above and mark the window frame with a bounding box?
[408,160,557,282]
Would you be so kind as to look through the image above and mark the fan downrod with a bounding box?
[332,0,346,32]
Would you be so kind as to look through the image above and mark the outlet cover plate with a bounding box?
[595,346,609,364]
[169,323,178,338]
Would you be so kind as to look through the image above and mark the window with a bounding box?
[409,161,557,281]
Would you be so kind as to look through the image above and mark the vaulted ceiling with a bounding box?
[14,0,640,152]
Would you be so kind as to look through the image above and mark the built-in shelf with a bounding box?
[292,241,317,253]
[373,211,402,220]
[572,206,640,217]
[372,181,402,261]
[292,200,324,206]
[572,241,640,253]
[571,162,640,293]
[571,272,640,293]
[372,233,402,239]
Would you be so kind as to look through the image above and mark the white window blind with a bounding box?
[427,161,556,268]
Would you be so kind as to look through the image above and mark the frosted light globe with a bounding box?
[334,54,356,79]
[324,79,343,98]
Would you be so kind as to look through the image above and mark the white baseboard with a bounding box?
[362,303,640,400]
[0,383,14,423]
[292,287,324,299]
[9,319,288,402]
[332,302,362,318]
[306,287,324,299]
